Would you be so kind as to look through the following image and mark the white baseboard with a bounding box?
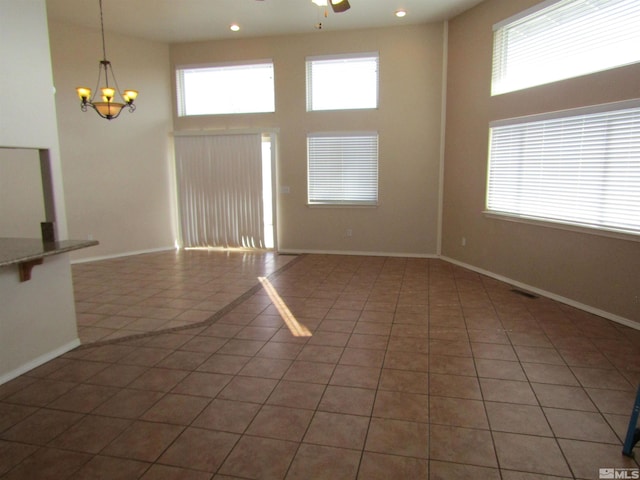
[278,248,438,259]
[71,246,176,264]
[0,338,81,386]
[441,255,639,331]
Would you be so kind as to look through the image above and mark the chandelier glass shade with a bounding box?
[76,0,138,120]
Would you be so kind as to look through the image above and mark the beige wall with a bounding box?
[171,24,445,256]
[443,0,640,324]
[48,22,176,261]
[0,0,79,382]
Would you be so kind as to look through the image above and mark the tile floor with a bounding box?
[1,251,640,479]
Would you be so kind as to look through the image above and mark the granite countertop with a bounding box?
[0,237,99,267]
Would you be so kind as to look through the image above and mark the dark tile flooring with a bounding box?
[1,251,640,479]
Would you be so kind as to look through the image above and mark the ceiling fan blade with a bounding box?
[330,0,350,13]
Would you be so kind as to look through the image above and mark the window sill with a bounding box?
[307,203,378,209]
[483,210,640,243]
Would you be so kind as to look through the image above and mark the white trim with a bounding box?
[490,98,640,128]
[70,246,176,265]
[175,58,274,71]
[483,211,640,243]
[305,52,379,62]
[441,256,639,331]
[493,0,560,30]
[0,338,81,386]
[278,248,437,259]
[173,128,280,137]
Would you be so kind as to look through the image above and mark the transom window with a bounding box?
[486,100,640,237]
[176,61,275,116]
[306,53,379,111]
[492,0,640,96]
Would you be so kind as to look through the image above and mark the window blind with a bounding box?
[306,53,379,111]
[307,133,378,205]
[176,61,275,116]
[492,0,640,95]
[487,101,640,236]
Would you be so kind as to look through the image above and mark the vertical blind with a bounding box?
[492,0,640,95]
[174,134,265,248]
[487,101,640,236]
[307,133,378,205]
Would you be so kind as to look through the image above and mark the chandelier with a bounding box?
[76,0,138,120]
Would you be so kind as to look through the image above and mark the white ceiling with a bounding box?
[46,0,485,44]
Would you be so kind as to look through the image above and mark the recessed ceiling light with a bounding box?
[230,24,240,32]
[395,9,407,18]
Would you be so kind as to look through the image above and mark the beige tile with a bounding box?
[430,373,482,399]
[246,405,313,441]
[358,452,428,480]
[543,407,619,443]
[72,455,150,480]
[522,363,579,385]
[365,417,428,458]
[430,460,500,480]
[140,393,210,425]
[430,396,488,429]
[266,380,326,410]
[102,420,183,462]
[559,438,639,480]
[379,369,428,394]
[282,361,335,384]
[429,424,498,467]
[485,402,552,436]
[373,390,429,422]
[219,436,298,479]
[531,383,596,411]
[192,398,260,433]
[304,411,369,449]
[318,385,375,416]
[493,432,571,477]
[476,359,526,381]
[158,427,239,472]
[172,372,233,398]
[285,444,360,480]
[1,447,92,479]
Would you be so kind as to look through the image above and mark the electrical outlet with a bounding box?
[461,237,466,247]
[346,229,353,237]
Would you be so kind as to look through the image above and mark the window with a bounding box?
[307,133,378,206]
[486,100,640,237]
[306,53,379,111]
[176,61,275,116]
[492,0,640,96]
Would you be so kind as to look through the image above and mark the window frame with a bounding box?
[491,0,640,96]
[306,52,380,112]
[176,60,275,116]
[484,99,640,242]
[307,132,379,207]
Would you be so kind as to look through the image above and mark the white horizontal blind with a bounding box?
[487,102,640,236]
[492,0,640,95]
[308,133,378,205]
[177,61,275,116]
[306,53,379,111]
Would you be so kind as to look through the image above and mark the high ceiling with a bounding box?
[46,0,485,44]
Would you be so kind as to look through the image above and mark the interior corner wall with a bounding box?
[48,21,176,261]
[170,24,444,257]
[442,0,640,325]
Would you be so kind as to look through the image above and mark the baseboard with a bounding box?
[278,248,438,259]
[71,246,176,264]
[0,338,81,386]
[441,256,639,331]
